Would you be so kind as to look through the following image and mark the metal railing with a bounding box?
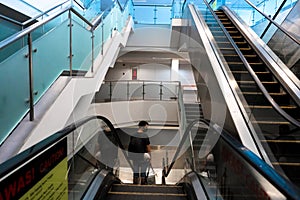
[0,0,133,145]
[95,80,180,102]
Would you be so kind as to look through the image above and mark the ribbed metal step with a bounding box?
[184,103,203,124]
[106,184,187,200]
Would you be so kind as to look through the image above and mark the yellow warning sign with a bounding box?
[20,158,68,200]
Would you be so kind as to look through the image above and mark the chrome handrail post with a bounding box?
[91,30,95,73]
[101,16,104,55]
[28,33,34,121]
[68,10,73,76]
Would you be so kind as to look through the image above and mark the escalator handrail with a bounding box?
[242,0,300,46]
[166,118,300,199]
[201,0,300,128]
[0,0,132,51]
[163,119,203,178]
[0,115,134,177]
[217,120,300,199]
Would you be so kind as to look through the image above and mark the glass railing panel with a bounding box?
[133,5,172,25]
[273,0,298,25]
[156,6,172,24]
[122,1,131,23]
[172,0,184,18]
[0,1,132,147]
[72,19,93,71]
[93,24,103,61]
[265,23,300,77]
[31,13,69,42]
[102,12,113,44]
[0,20,21,42]
[0,42,29,144]
[248,0,285,19]
[144,82,160,100]
[67,117,129,199]
[128,82,143,100]
[110,81,128,101]
[162,82,178,100]
[133,6,155,24]
[221,0,300,79]
[82,0,101,21]
[80,0,94,8]
[118,0,128,8]
[31,20,70,103]
[0,18,71,144]
[0,37,23,63]
[95,82,110,102]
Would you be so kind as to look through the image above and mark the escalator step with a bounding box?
[242,91,290,105]
[237,80,280,92]
[106,191,187,200]
[107,184,187,200]
[110,184,184,194]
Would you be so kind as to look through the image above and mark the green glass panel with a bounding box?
[0,41,29,143]
[0,19,21,41]
[72,20,92,71]
[156,7,172,24]
[0,37,23,63]
[103,13,112,43]
[93,25,103,59]
[134,6,155,24]
[32,20,70,103]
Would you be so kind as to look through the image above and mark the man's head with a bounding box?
[138,120,149,132]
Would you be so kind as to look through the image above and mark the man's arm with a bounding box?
[146,144,151,154]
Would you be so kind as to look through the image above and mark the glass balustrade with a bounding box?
[0,1,133,144]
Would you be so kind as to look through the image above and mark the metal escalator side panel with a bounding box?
[188,3,263,159]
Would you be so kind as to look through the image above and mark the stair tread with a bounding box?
[219,47,252,50]
[252,121,290,124]
[272,162,300,166]
[245,105,297,109]
[231,71,268,74]
[263,139,300,143]
[112,184,181,188]
[237,80,277,84]
[242,91,286,95]
[108,191,187,196]
[228,63,264,66]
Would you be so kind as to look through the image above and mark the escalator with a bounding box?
[1,114,300,199]
[196,2,300,187]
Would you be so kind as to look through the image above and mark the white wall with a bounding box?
[105,62,196,85]
[126,25,172,47]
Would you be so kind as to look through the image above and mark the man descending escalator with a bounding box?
[128,121,152,185]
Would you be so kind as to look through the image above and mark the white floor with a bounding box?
[118,167,187,185]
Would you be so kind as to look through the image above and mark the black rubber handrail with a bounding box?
[0,115,134,177]
[164,118,300,199]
